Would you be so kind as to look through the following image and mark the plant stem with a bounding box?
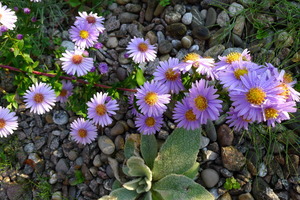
[0,64,137,93]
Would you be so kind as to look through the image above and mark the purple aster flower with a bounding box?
[60,49,94,76]
[31,17,37,22]
[90,66,96,72]
[128,93,139,116]
[23,82,56,115]
[153,57,184,94]
[16,34,23,40]
[173,97,201,130]
[135,80,171,117]
[215,49,251,72]
[0,3,17,30]
[23,8,30,14]
[124,53,130,59]
[75,11,105,33]
[126,37,157,63]
[0,107,18,138]
[93,42,103,49]
[135,114,163,135]
[13,7,18,12]
[174,53,216,79]
[87,92,119,127]
[263,101,297,127]
[56,80,74,103]
[70,118,97,145]
[0,26,8,36]
[218,61,260,91]
[69,22,99,49]
[98,62,108,74]
[230,71,285,122]
[188,79,223,124]
[226,107,252,131]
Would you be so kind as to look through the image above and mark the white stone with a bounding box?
[228,2,244,17]
[61,40,75,51]
[217,11,230,27]
[182,12,192,25]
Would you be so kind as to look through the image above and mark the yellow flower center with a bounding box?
[283,73,293,84]
[226,52,241,64]
[234,68,248,80]
[96,104,107,116]
[34,93,44,103]
[278,83,290,98]
[138,43,148,52]
[86,16,96,24]
[0,118,6,129]
[183,53,200,62]
[59,89,67,97]
[242,117,251,122]
[78,129,87,138]
[145,117,155,127]
[185,109,197,121]
[194,95,208,111]
[0,14,2,20]
[165,68,179,81]
[144,92,158,106]
[246,87,266,105]
[79,30,89,39]
[72,55,83,64]
[265,108,279,119]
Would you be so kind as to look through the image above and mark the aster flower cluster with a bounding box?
[214,50,299,130]
[60,11,105,77]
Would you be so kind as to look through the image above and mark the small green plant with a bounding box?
[70,169,85,186]
[99,128,214,200]
[158,0,171,7]
[223,177,241,190]
[28,175,52,200]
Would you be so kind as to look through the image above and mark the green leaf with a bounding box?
[182,162,200,180]
[110,188,139,200]
[124,138,138,159]
[123,178,143,191]
[141,134,158,169]
[68,0,81,7]
[98,195,117,200]
[152,174,214,200]
[127,156,152,181]
[136,68,146,86]
[152,128,201,181]
[143,192,152,200]
[112,180,122,191]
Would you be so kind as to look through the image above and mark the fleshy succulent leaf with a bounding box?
[141,134,158,169]
[127,156,152,180]
[112,180,122,191]
[152,174,214,200]
[123,178,143,190]
[182,162,200,180]
[109,188,140,200]
[152,128,201,181]
[124,138,138,159]
[143,192,152,200]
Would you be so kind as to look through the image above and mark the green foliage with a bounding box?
[223,177,241,190]
[99,128,214,200]
[32,176,53,200]
[158,0,171,7]
[70,170,85,186]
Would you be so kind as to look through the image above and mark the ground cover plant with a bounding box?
[0,0,299,199]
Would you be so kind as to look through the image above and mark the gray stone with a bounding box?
[220,168,233,178]
[233,15,245,37]
[105,36,118,49]
[189,44,199,52]
[34,137,46,150]
[55,158,69,173]
[125,3,142,13]
[181,36,193,49]
[145,58,160,75]
[228,2,244,17]
[93,154,102,167]
[172,39,182,49]
[157,31,165,44]
[275,30,294,48]
[116,0,130,5]
[217,124,234,147]
[191,6,205,28]
[52,191,62,200]
[231,34,244,48]
[192,25,210,40]
[145,31,157,45]
[166,23,187,38]
[258,163,267,177]
[50,137,60,150]
[222,48,243,56]
[53,110,69,125]
[182,12,193,25]
[145,0,157,22]
[200,135,210,149]
[174,4,186,15]
[6,184,25,200]
[67,150,78,161]
[119,12,138,24]
[238,193,254,200]
[205,7,217,26]
[104,16,120,32]
[204,44,225,60]
[24,143,35,153]
[127,24,143,38]
[116,67,127,81]
[111,121,126,136]
[61,41,75,51]
[81,164,93,181]
[98,136,115,155]
[221,146,246,171]
[49,173,58,184]
[204,120,217,142]
[201,168,220,188]
[217,11,230,27]
[114,135,125,150]
[165,11,182,24]
[202,150,218,161]
[108,157,121,182]
[158,40,172,54]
